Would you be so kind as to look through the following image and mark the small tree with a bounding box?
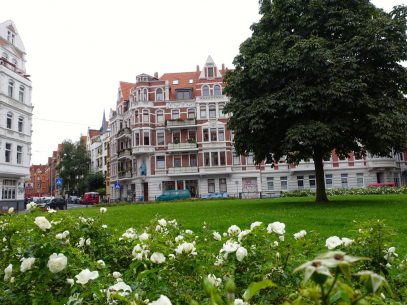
[224,0,407,202]
[84,172,105,192]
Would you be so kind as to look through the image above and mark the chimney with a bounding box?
[196,65,200,72]
[154,72,158,78]
[221,64,225,74]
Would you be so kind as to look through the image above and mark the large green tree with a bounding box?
[56,140,90,195]
[224,0,407,202]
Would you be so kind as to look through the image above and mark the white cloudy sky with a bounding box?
[1,0,406,164]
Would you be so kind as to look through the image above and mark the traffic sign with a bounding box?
[56,177,63,186]
[114,181,121,189]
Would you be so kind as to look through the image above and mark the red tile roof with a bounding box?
[88,129,100,139]
[160,71,199,100]
[119,81,134,101]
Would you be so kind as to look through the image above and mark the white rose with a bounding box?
[56,233,64,240]
[8,207,14,214]
[100,207,107,214]
[148,295,172,305]
[207,274,222,287]
[158,219,167,227]
[67,278,74,286]
[47,253,68,273]
[293,230,307,240]
[267,222,286,235]
[77,237,85,248]
[85,238,91,246]
[227,225,241,236]
[20,257,36,272]
[150,252,166,264]
[236,247,248,262]
[108,281,132,299]
[34,216,51,231]
[222,240,240,253]
[341,237,354,247]
[26,202,37,211]
[325,236,343,250]
[175,235,184,243]
[47,208,57,213]
[102,224,108,229]
[97,260,106,268]
[234,299,248,305]
[4,264,12,281]
[139,232,149,241]
[213,231,222,241]
[175,242,196,255]
[238,230,251,242]
[75,269,99,285]
[250,221,263,230]
[113,271,122,279]
[185,229,193,235]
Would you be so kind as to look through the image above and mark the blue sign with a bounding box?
[114,181,121,189]
[56,177,63,186]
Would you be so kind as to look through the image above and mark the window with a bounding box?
[135,132,140,146]
[157,131,165,145]
[188,130,196,141]
[5,143,11,163]
[187,108,195,119]
[233,153,240,165]
[219,178,227,192]
[210,128,217,141]
[309,175,316,188]
[156,110,164,124]
[200,105,207,118]
[8,80,14,97]
[19,86,24,103]
[174,156,181,168]
[190,154,197,167]
[341,173,348,188]
[280,176,288,190]
[17,146,22,164]
[208,179,215,193]
[134,111,139,123]
[220,152,226,165]
[218,103,225,117]
[203,129,209,142]
[247,154,254,165]
[207,67,214,78]
[267,177,274,190]
[173,131,180,144]
[202,85,210,97]
[156,156,165,169]
[143,88,148,101]
[211,152,219,166]
[7,31,15,44]
[172,109,180,120]
[214,85,221,96]
[356,173,364,187]
[156,88,163,101]
[143,109,149,123]
[18,117,23,132]
[325,174,333,188]
[143,131,150,145]
[209,104,216,118]
[172,80,179,85]
[297,176,304,189]
[218,128,225,141]
[204,152,210,166]
[6,112,13,129]
[2,180,16,199]
[175,89,192,100]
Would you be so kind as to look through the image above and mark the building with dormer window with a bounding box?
[0,20,33,210]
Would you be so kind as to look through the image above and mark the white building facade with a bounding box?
[0,20,33,210]
[108,56,407,201]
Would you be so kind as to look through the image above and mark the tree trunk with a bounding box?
[313,153,329,203]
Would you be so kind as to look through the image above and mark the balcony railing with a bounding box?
[166,118,196,128]
[168,167,198,175]
[132,146,155,155]
[118,148,132,159]
[118,171,132,179]
[167,142,198,152]
[367,158,398,169]
[196,95,227,101]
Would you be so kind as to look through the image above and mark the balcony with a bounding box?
[118,171,132,179]
[166,118,196,128]
[117,127,131,139]
[168,167,199,175]
[167,142,198,152]
[132,146,155,155]
[196,95,227,101]
[199,166,232,175]
[118,148,132,159]
[368,158,398,169]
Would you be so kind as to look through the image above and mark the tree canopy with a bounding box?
[56,140,90,195]
[224,0,407,202]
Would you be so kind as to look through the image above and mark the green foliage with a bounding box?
[84,172,105,193]
[224,0,407,201]
[56,140,90,195]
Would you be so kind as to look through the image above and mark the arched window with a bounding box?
[209,104,216,118]
[7,112,13,129]
[18,117,24,132]
[19,86,25,103]
[214,84,222,96]
[156,110,164,124]
[8,80,14,97]
[143,88,148,101]
[137,89,141,101]
[156,88,163,101]
[202,85,210,97]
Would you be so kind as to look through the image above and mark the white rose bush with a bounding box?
[0,209,405,304]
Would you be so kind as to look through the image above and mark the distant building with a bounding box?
[25,165,50,198]
[0,20,33,210]
[108,56,407,201]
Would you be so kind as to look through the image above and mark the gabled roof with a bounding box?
[0,20,26,54]
[119,81,134,101]
[88,129,100,139]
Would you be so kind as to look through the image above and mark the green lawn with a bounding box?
[68,194,407,253]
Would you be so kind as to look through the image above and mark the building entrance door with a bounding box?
[143,183,149,201]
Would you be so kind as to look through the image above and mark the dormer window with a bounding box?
[7,31,15,44]
[175,89,192,100]
[207,67,214,78]
[172,80,179,85]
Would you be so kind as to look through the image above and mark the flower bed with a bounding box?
[281,186,407,197]
[1,205,406,304]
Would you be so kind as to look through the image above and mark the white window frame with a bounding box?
[156,155,165,169]
[156,131,165,146]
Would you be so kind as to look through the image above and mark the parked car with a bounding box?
[368,182,396,187]
[156,189,191,202]
[82,192,100,205]
[39,197,67,210]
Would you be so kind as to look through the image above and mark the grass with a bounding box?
[67,194,407,254]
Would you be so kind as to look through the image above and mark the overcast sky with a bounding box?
[1,0,406,165]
